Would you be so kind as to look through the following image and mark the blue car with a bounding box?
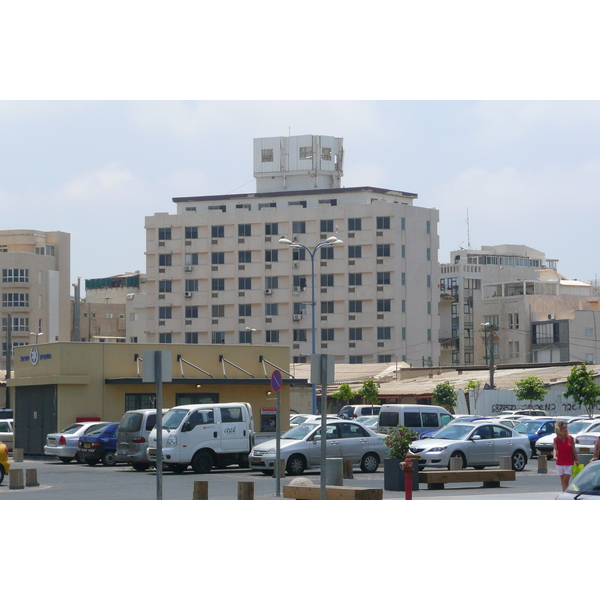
[513,419,556,456]
[77,422,120,466]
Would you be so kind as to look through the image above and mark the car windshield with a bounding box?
[585,422,600,433]
[61,423,85,434]
[85,423,108,435]
[430,423,475,440]
[515,421,544,434]
[281,423,319,440]
[565,463,600,496]
[119,413,144,432]
[162,409,190,430]
[571,421,595,435]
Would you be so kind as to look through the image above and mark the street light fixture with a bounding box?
[30,331,43,344]
[279,235,344,414]
[245,327,256,345]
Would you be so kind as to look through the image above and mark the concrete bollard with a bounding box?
[580,453,594,466]
[325,458,344,486]
[26,469,39,487]
[238,481,254,500]
[9,468,24,490]
[272,459,286,478]
[13,448,24,462]
[449,457,463,471]
[537,455,548,474]
[343,460,354,479]
[499,456,512,470]
[193,480,208,500]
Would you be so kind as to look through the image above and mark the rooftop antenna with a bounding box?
[466,207,471,249]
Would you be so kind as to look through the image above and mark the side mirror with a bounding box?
[471,435,481,441]
[313,435,321,443]
[182,422,193,432]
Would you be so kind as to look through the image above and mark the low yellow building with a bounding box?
[9,342,301,455]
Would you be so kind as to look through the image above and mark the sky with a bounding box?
[2,99,599,285]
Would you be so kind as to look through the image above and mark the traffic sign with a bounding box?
[271,369,283,392]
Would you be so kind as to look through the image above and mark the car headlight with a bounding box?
[428,446,448,453]
[265,447,277,455]
[166,434,178,448]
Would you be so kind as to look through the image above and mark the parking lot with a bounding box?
[0,454,563,500]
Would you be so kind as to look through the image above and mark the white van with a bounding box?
[116,409,168,471]
[377,404,454,435]
[147,402,254,474]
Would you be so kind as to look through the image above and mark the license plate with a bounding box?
[149,449,156,456]
[251,457,261,464]
[581,448,590,452]
[84,443,91,448]
[48,440,56,446]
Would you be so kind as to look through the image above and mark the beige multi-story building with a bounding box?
[141,134,440,365]
[1,229,70,370]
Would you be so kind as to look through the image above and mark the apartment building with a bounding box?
[1,229,70,370]
[142,134,440,365]
[439,244,558,366]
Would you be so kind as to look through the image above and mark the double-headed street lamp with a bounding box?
[30,331,44,344]
[279,236,344,414]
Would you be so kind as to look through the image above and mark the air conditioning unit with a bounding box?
[264,289,273,295]
[548,314,555,320]
[293,262,299,269]
[184,291,193,298]
[293,286,301,293]
[293,314,302,321]
[184,265,193,272]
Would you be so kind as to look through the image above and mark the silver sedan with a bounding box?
[409,421,531,471]
[249,420,390,476]
[44,422,109,463]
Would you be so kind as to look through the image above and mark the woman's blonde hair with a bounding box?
[555,420,568,435]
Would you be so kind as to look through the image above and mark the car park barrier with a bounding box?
[238,481,254,500]
[325,458,344,486]
[343,460,354,479]
[499,456,511,470]
[538,455,548,474]
[418,469,516,490]
[26,469,39,487]
[9,468,24,490]
[13,448,23,462]
[192,480,209,500]
[283,484,383,500]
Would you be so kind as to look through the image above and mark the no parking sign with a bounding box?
[271,369,282,393]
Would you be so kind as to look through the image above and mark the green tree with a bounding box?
[331,383,356,407]
[358,379,381,406]
[514,376,548,410]
[464,379,482,414]
[432,381,457,412]
[563,364,600,418]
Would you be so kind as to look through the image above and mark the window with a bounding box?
[349,273,362,286]
[238,223,251,237]
[293,276,307,290]
[159,280,172,293]
[401,272,406,285]
[321,147,332,160]
[239,304,252,317]
[211,225,224,238]
[185,226,198,239]
[212,305,225,318]
[378,355,392,363]
[376,216,390,229]
[185,332,199,344]
[377,299,391,312]
[212,252,225,265]
[349,300,362,313]
[2,317,29,332]
[239,250,251,263]
[185,279,199,292]
[293,329,307,342]
[377,272,391,285]
[321,274,334,287]
[292,247,306,261]
[265,276,279,289]
[212,332,225,344]
[377,244,391,257]
[239,277,251,290]
[349,356,363,364]
[509,340,520,358]
[2,269,29,283]
[158,227,171,240]
[185,253,198,265]
[265,249,279,262]
[265,223,278,236]
[2,293,28,307]
[159,333,172,344]
[158,254,172,267]
[159,306,172,319]
[211,278,224,291]
[321,220,334,233]
[348,218,362,231]
[484,315,499,327]
[348,246,362,259]
[239,330,253,344]
[401,244,406,258]
[426,220,431,234]
[320,246,334,260]
[349,327,362,341]
[266,330,280,343]
[261,148,274,162]
[427,248,431,261]
[186,306,199,318]
[299,146,313,160]
[321,301,334,314]
[265,303,279,316]
[292,221,306,234]
[321,328,334,341]
[509,313,520,330]
[402,299,406,313]
[427,301,431,315]
[378,327,391,340]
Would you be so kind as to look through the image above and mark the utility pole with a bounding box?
[5,313,11,409]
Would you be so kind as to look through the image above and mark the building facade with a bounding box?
[1,229,70,371]
[141,135,440,366]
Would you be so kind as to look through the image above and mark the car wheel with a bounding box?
[59,457,73,464]
[191,451,214,474]
[132,463,150,472]
[261,470,274,476]
[76,452,86,464]
[473,465,485,470]
[171,463,188,474]
[448,451,467,470]
[102,450,117,467]
[286,454,306,476]
[360,452,379,473]
[85,458,99,466]
[511,450,527,471]
[0,464,4,485]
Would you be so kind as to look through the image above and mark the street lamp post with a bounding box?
[30,331,43,344]
[279,236,344,414]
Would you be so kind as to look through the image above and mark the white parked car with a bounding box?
[44,422,109,463]
[574,421,600,455]
[408,421,532,471]
[355,415,379,431]
[535,420,600,457]
[249,420,390,476]
[289,414,339,427]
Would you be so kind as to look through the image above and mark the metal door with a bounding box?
[14,385,57,455]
